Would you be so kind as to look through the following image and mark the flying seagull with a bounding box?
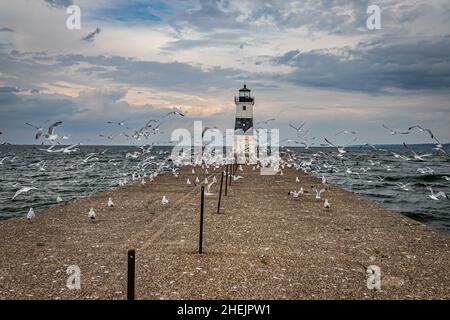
[382,124,409,135]
[81,27,101,42]
[426,187,448,201]
[12,186,37,200]
[25,122,44,140]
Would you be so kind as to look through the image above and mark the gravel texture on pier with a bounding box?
[0,165,449,300]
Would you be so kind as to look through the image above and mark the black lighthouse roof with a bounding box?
[239,84,250,92]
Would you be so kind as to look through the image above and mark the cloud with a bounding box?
[271,37,450,92]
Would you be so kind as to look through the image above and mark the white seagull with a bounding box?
[12,186,37,200]
[27,208,35,220]
[426,187,448,201]
[324,199,331,209]
[108,197,114,207]
[314,188,326,199]
[88,208,96,221]
[161,196,169,205]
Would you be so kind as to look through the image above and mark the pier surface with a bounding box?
[0,165,449,299]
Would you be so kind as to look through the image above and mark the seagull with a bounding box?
[195,177,200,184]
[391,152,411,161]
[107,197,114,207]
[417,167,434,175]
[45,121,63,141]
[205,181,215,196]
[408,125,435,139]
[212,176,217,183]
[187,178,191,185]
[396,183,413,191]
[426,187,448,201]
[443,176,450,181]
[232,175,243,181]
[382,124,410,135]
[204,178,208,184]
[256,118,276,125]
[56,195,63,203]
[322,175,327,184]
[0,156,9,165]
[295,177,300,183]
[289,123,305,132]
[12,186,37,200]
[27,208,35,220]
[314,188,326,199]
[88,208,96,221]
[25,122,44,140]
[161,196,169,205]
[324,199,331,209]
[334,130,357,136]
[403,142,432,161]
[192,168,195,174]
[289,188,304,198]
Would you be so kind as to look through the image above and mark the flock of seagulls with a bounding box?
[0,115,448,225]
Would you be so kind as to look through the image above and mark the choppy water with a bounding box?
[289,146,450,234]
[0,144,449,234]
[0,145,173,221]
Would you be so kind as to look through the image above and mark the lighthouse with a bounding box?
[233,84,256,164]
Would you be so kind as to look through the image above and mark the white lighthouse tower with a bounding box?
[233,84,256,164]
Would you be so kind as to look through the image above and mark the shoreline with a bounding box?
[0,165,449,299]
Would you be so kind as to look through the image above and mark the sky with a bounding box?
[0,0,449,146]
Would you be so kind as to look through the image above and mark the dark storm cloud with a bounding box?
[271,38,450,92]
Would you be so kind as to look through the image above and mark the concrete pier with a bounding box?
[0,165,449,299]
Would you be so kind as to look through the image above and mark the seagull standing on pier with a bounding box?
[205,181,216,196]
[108,197,114,207]
[324,199,331,209]
[187,178,191,185]
[27,208,35,220]
[161,196,169,205]
[88,208,96,221]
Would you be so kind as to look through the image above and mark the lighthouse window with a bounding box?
[243,106,246,111]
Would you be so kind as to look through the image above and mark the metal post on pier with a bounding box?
[225,165,228,196]
[217,171,224,214]
[127,249,135,300]
[199,186,205,254]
